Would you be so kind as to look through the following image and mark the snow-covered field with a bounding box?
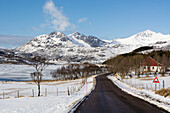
[0,75,96,113]
[108,75,170,112]
[0,64,62,81]
[121,74,170,90]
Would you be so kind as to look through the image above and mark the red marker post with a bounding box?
[153,77,159,93]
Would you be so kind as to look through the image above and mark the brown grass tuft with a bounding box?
[156,87,170,97]
[140,78,153,81]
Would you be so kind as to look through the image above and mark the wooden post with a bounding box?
[57,88,58,96]
[74,86,76,92]
[151,84,153,91]
[86,80,87,95]
[146,84,148,90]
[67,87,70,96]
[155,84,157,93]
[3,92,4,99]
[45,88,47,97]
[142,83,144,89]
[32,89,34,97]
[134,82,136,94]
[17,91,19,98]
[70,86,72,95]
[72,86,73,94]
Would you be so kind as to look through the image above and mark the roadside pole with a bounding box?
[134,81,136,94]
[153,77,159,93]
[155,84,157,92]
[86,78,87,95]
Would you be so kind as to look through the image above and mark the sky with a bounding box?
[0,0,170,48]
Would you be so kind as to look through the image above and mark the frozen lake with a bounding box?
[0,64,62,81]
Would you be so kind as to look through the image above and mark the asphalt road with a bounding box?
[74,73,168,113]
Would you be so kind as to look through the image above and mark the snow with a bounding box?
[112,30,170,46]
[108,75,170,112]
[122,75,170,90]
[102,40,112,43]
[15,30,170,63]
[0,75,96,113]
[0,64,62,81]
[68,35,91,47]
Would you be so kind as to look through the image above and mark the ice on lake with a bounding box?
[0,64,62,81]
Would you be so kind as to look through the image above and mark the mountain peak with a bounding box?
[143,29,155,34]
[69,32,84,37]
[69,32,86,38]
[135,29,156,37]
[48,31,68,39]
[73,32,81,35]
[49,31,65,36]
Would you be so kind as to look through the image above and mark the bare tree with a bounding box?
[161,54,168,76]
[51,63,102,80]
[30,56,49,96]
[154,53,160,74]
[132,55,144,77]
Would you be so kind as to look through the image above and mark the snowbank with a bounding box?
[108,75,170,112]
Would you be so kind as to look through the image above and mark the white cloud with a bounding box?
[78,17,88,23]
[88,22,92,25]
[0,46,6,49]
[0,35,33,49]
[43,0,71,31]
[40,23,47,28]
[32,27,39,31]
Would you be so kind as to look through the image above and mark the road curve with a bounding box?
[74,73,168,113]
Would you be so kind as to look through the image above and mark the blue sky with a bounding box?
[0,0,170,48]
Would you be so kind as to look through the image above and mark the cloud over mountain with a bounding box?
[0,35,33,49]
[43,0,71,31]
[78,17,88,23]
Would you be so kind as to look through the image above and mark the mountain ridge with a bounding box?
[110,30,170,46]
[15,30,170,63]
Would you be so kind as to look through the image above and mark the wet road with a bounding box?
[75,73,168,113]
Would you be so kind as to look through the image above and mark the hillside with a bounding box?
[13,30,170,63]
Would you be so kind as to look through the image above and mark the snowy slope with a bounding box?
[68,32,91,47]
[111,30,170,46]
[69,32,106,47]
[0,75,96,113]
[16,32,77,53]
[14,30,170,63]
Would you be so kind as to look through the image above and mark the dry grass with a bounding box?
[59,91,66,93]
[140,78,153,81]
[68,99,80,108]
[137,87,144,90]
[155,87,170,97]
[14,95,24,98]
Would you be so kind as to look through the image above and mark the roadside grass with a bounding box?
[156,87,170,97]
[140,78,153,81]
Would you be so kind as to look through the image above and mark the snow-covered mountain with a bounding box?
[111,30,170,46]
[15,30,170,63]
[68,32,106,47]
[15,31,110,63]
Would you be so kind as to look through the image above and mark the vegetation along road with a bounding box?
[75,73,168,113]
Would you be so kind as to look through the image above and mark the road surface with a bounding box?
[75,73,168,113]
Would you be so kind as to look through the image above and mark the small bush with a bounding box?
[156,87,170,97]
